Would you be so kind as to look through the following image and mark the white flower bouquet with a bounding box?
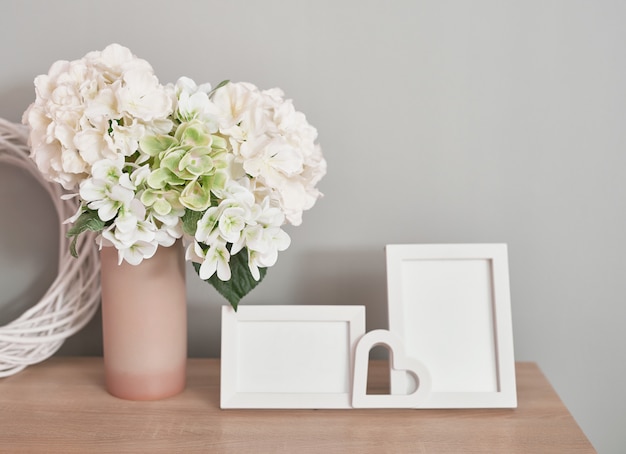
[22,44,326,309]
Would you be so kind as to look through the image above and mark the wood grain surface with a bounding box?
[0,358,595,453]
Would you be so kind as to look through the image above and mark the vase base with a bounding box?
[105,364,186,401]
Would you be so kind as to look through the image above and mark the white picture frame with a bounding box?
[386,244,517,408]
[220,305,366,409]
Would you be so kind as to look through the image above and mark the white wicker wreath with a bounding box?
[0,118,101,377]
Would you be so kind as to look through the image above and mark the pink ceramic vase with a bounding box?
[100,242,187,400]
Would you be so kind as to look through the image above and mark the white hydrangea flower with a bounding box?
[193,240,232,281]
[211,81,259,134]
[245,228,291,280]
[112,199,156,246]
[99,199,159,265]
[24,46,325,291]
[73,120,118,165]
[175,77,220,130]
[189,179,289,281]
[208,81,326,226]
[116,69,173,122]
[79,157,135,222]
[23,43,173,190]
[104,237,159,266]
[235,197,291,280]
[218,206,248,244]
[150,210,184,247]
[83,43,154,80]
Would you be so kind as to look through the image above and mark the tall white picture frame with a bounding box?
[386,244,517,408]
[220,305,366,409]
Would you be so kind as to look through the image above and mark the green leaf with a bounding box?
[193,248,267,311]
[208,80,230,99]
[66,209,106,257]
[182,208,204,236]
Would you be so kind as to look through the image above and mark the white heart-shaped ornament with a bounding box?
[352,329,431,408]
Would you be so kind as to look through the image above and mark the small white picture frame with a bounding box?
[386,244,517,408]
[220,305,366,409]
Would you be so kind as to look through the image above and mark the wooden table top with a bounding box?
[0,358,595,453]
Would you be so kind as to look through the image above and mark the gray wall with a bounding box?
[1,1,624,451]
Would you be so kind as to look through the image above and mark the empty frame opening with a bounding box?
[400,258,498,393]
[236,320,351,394]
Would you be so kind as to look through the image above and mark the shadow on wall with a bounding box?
[0,85,51,326]
[57,306,104,356]
[0,83,35,123]
[185,247,391,358]
[292,248,390,334]
[0,165,59,327]
[0,98,104,358]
